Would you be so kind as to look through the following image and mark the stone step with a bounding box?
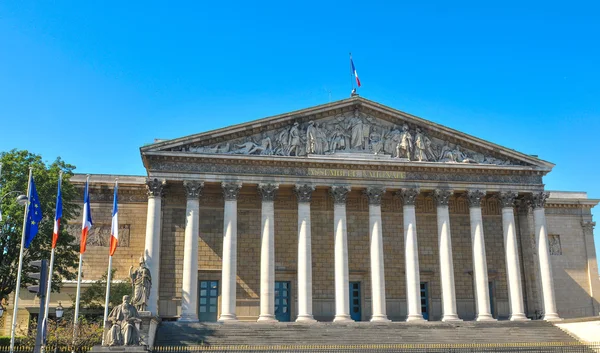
[155,320,578,347]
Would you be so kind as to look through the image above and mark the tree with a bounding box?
[79,269,132,313]
[0,149,80,301]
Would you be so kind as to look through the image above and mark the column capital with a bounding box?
[146,178,166,198]
[433,189,453,207]
[467,190,486,208]
[582,221,596,235]
[294,184,315,203]
[222,182,242,201]
[397,188,419,206]
[499,191,518,208]
[330,185,351,205]
[258,183,279,202]
[531,191,550,209]
[183,180,204,199]
[364,186,386,206]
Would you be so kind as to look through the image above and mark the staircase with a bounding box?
[155,320,579,347]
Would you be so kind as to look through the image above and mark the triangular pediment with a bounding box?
[141,97,553,170]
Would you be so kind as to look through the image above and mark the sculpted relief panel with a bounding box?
[67,224,131,248]
[178,110,519,166]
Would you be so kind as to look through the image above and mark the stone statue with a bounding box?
[413,128,428,161]
[315,122,329,154]
[395,124,413,159]
[129,256,152,312]
[369,127,383,155]
[288,122,301,156]
[306,121,318,154]
[105,295,141,346]
[329,123,348,152]
[384,126,401,155]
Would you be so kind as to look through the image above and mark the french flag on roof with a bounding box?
[80,178,93,254]
[351,57,361,87]
[109,181,119,256]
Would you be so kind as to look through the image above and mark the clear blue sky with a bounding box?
[1,2,599,262]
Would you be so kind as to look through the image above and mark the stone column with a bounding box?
[499,191,528,321]
[434,189,461,322]
[219,182,242,322]
[467,190,495,321]
[364,187,390,322]
[295,184,317,322]
[144,178,165,315]
[400,188,425,322]
[331,185,353,322]
[532,192,561,321]
[179,181,204,322]
[257,183,279,322]
[582,221,600,315]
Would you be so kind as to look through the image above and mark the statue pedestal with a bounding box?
[95,311,161,352]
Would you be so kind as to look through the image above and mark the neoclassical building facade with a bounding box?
[3,96,599,333]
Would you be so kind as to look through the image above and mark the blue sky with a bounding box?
[1,2,599,261]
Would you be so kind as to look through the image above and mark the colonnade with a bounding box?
[142,179,561,323]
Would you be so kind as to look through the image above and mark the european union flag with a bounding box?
[24,177,43,248]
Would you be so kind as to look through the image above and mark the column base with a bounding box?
[509,313,530,321]
[178,314,199,322]
[296,315,317,323]
[476,314,497,322]
[218,314,238,322]
[543,313,562,322]
[333,314,354,323]
[370,315,391,323]
[441,315,463,322]
[257,314,278,323]
[406,314,426,322]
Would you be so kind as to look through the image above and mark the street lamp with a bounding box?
[0,190,27,205]
[54,302,64,353]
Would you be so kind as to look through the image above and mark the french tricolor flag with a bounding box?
[109,181,119,256]
[80,178,93,254]
[351,57,361,87]
[52,175,63,249]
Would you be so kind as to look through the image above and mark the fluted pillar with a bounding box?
[399,188,425,322]
[532,192,561,321]
[499,191,528,321]
[364,187,390,322]
[144,178,166,315]
[295,184,317,322]
[434,189,461,322]
[219,182,242,322]
[467,190,495,321]
[257,183,279,322]
[179,181,203,321]
[331,185,353,322]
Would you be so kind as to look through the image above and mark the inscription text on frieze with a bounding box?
[308,168,406,179]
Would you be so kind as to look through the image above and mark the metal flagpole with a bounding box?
[72,175,90,349]
[41,171,62,353]
[101,178,117,345]
[9,167,33,353]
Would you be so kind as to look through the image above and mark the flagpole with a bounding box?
[42,171,62,352]
[9,167,33,353]
[101,178,118,345]
[349,52,355,93]
[72,175,90,348]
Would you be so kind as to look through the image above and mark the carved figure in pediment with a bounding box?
[316,122,329,154]
[395,124,413,159]
[288,122,301,156]
[369,127,384,155]
[439,141,455,162]
[413,128,428,161]
[384,126,401,155]
[329,123,348,152]
[306,121,318,154]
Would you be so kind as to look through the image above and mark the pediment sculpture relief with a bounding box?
[182,111,518,166]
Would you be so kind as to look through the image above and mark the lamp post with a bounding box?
[54,302,64,353]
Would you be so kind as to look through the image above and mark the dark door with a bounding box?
[349,282,361,321]
[420,282,429,320]
[489,281,496,318]
[275,281,291,322]
[199,280,218,322]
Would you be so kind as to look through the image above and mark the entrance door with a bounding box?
[199,280,218,322]
[349,282,361,321]
[420,282,429,320]
[275,281,291,322]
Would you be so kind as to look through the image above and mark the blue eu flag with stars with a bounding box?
[24,177,43,248]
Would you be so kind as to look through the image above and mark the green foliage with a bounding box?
[79,269,132,312]
[22,316,100,352]
[0,149,80,301]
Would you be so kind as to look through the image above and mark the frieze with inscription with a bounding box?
[173,110,522,166]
